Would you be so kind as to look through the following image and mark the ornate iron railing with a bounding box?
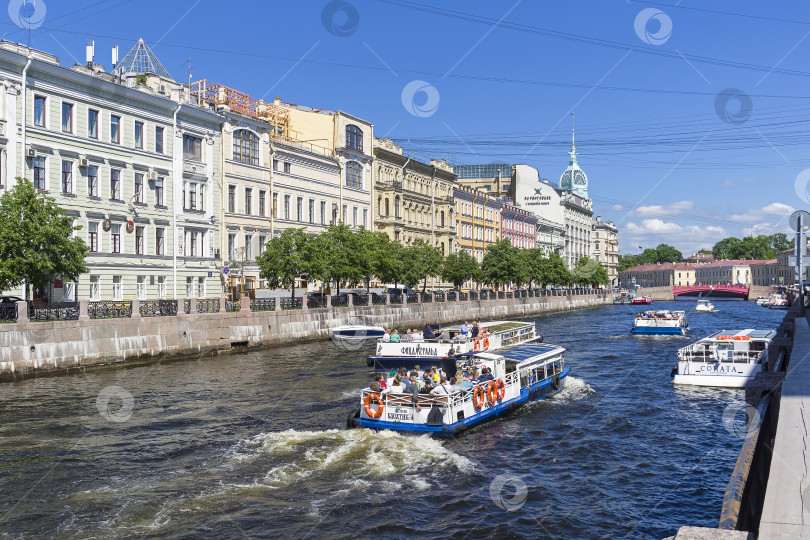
[448,292,458,302]
[506,291,514,299]
[226,299,241,312]
[372,294,387,305]
[459,293,469,301]
[469,291,478,300]
[28,302,79,321]
[331,295,349,307]
[0,303,17,323]
[406,293,418,303]
[434,291,445,302]
[389,294,403,305]
[197,298,219,313]
[421,293,433,303]
[251,298,276,312]
[88,300,131,319]
[280,297,303,310]
[498,291,506,299]
[140,299,178,317]
[308,296,327,308]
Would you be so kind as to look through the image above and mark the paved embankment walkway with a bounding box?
[759,314,810,538]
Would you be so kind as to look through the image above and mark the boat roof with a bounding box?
[696,299,712,303]
[471,342,565,366]
[705,329,776,340]
[443,320,533,331]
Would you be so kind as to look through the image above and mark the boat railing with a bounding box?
[679,350,765,363]
[362,376,521,412]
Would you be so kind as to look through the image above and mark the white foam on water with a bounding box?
[554,376,595,401]
[340,388,363,398]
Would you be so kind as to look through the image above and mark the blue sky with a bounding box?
[9,0,810,256]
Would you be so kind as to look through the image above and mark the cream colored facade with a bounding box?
[454,184,502,264]
[591,216,618,286]
[372,138,455,255]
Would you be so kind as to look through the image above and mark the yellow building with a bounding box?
[454,184,502,264]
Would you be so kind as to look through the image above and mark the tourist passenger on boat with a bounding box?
[411,328,421,341]
[471,322,480,339]
[423,324,435,340]
[431,366,440,383]
[382,374,404,395]
[479,367,494,382]
[422,373,435,390]
[460,321,469,336]
[370,380,381,393]
[430,375,453,395]
[403,375,423,411]
[437,329,451,341]
[390,329,401,342]
[382,329,391,342]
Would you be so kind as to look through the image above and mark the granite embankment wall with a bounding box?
[0,291,611,382]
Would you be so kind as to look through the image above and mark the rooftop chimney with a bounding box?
[274,97,281,106]
[112,45,119,69]
[85,40,94,67]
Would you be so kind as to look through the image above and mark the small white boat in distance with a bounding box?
[330,316,386,343]
[695,299,717,312]
[755,296,769,306]
[769,296,789,310]
[672,329,776,388]
[631,310,687,335]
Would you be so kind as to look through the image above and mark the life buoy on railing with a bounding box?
[494,378,505,400]
[364,393,383,419]
[483,338,489,350]
[486,380,503,404]
[473,386,486,409]
[474,338,480,350]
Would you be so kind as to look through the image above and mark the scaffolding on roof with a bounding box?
[189,79,291,136]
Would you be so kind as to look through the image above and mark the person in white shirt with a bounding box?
[381,329,391,342]
[430,375,454,396]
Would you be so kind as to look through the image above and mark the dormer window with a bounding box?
[346,124,363,151]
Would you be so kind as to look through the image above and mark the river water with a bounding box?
[0,300,786,539]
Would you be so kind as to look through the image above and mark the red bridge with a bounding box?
[673,284,749,298]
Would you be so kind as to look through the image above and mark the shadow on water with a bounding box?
[0,301,786,539]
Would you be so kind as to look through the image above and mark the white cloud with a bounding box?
[729,202,794,223]
[622,219,726,256]
[633,200,694,217]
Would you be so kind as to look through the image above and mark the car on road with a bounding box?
[0,296,25,304]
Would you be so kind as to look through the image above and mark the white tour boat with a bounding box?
[631,310,687,335]
[768,296,789,310]
[695,299,717,312]
[330,317,386,343]
[671,329,776,388]
[755,296,769,306]
[367,320,541,371]
[349,341,568,437]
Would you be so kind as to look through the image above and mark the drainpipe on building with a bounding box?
[172,103,181,299]
[19,56,32,180]
[269,138,275,237]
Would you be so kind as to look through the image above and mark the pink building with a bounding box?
[500,202,537,249]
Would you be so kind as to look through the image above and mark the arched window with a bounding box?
[345,161,363,189]
[346,125,363,151]
[385,199,390,217]
[394,196,400,218]
[233,129,259,165]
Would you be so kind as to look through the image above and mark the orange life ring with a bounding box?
[474,338,481,349]
[487,380,502,404]
[364,392,383,419]
[473,386,486,409]
[483,338,489,349]
[495,378,505,400]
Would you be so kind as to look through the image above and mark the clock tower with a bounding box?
[559,112,589,200]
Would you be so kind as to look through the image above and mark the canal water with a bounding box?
[0,300,786,539]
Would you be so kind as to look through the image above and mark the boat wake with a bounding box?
[553,376,595,402]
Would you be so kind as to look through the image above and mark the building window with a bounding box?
[110,115,120,143]
[183,134,202,161]
[320,201,326,224]
[89,275,100,300]
[136,276,146,300]
[189,230,198,257]
[31,155,45,190]
[309,199,315,223]
[346,124,363,151]
[272,192,278,218]
[342,204,348,224]
[134,121,144,149]
[245,188,252,216]
[233,129,259,165]
[363,208,368,228]
[272,159,278,171]
[155,126,164,154]
[64,281,75,302]
[245,233,253,260]
[61,102,73,133]
[284,195,290,220]
[394,196,400,218]
[135,226,144,255]
[331,203,338,224]
[228,233,236,261]
[283,162,291,174]
[197,277,205,298]
[157,276,166,297]
[346,161,363,189]
[61,160,73,194]
[88,109,99,138]
[34,95,45,127]
[87,165,98,197]
[258,235,267,256]
[385,199,389,217]
[440,211,445,227]
[297,197,303,222]
[352,207,358,227]
[187,182,198,210]
[259,190,266,216]
[88,222,99,252]
[110,169,121,200]
[186,277,194,299]
[111,224,121,254]
[134,173,144,203]
[155,227,165,255]
[155,178,164,206]
[112,276,123,300]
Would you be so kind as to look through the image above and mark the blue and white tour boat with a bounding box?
[348,341,568,437]
[330,316,386,343]
[366,320,540,371]
[631,310,687,335]
[671,329,776,388]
